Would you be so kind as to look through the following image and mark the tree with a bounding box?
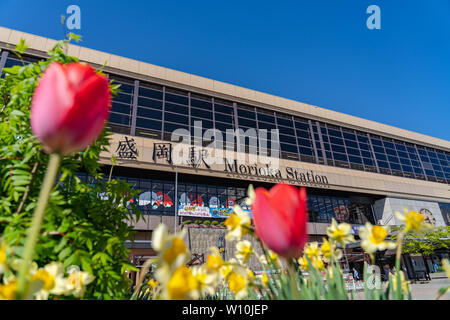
[0,40,142,299]
[390,225,450,255]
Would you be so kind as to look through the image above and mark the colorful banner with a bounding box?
[178,205,250,219]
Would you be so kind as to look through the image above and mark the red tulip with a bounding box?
[251,184,308,259]
[31,62,111,155]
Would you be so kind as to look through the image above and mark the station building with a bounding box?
[1,27,449,278]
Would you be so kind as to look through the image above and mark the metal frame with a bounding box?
[130,80,139,136]
[0,50,9,75]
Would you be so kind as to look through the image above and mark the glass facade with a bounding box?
[77,172,375,225]
[1,49,449,185]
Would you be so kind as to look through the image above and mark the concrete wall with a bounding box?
[373,197,447,227]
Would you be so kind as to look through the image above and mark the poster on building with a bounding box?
[178,205,250,219]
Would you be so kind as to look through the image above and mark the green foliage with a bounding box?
[0,40,142,299]
[390,225,450,255]
[194,220,202,225]
[211,221,219,226]
[183,220,192,225]
[203,220,211,226]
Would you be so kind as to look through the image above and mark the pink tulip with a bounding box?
[251,184,308,259]
[31,62,111,155]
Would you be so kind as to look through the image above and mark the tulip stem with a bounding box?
[287,260,300,300]
[17,153,61,299]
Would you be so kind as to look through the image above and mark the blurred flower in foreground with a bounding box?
[442,259,450,279]
[391,271,410,295]
[0,281,17,300]
[395,209,433,233]
[227,271,248,299]
[0,243,7,274]
[166,266,199,300]
[320,238,342,262]
[30,62,111,155]
[235,240,253,264]
[251,184,308,259]
[66,270,95,298]
[359,223,396,255]
[326,219,355,246]
[31,262,67,299]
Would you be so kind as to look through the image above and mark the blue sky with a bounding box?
[1,0,449,141]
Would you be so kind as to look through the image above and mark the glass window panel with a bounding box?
[165,93,188,105]
[214,104,233,115]
[139,86,163,100]
[191,98,212,110]
[191,108,212,119]
[138,97,163,109]
[237,109,255,119]
[165,102,188,114]
[136,117,161,131]
[276,117,293,128]
[137,107,162,120]
[111,102,131,115]
[215,113,233,124]
[109,112,130,126]
[113,93,133,104]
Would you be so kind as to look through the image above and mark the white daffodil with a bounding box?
[32,262,68,299]
[191,265,217,297]
[235,240,253,264]
[65,270,95,298]
[359,223,396,254]
[245,184,256,206]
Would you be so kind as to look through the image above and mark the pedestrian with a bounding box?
[434,262,439,272]
[352,267,360,281]
[383,264,391,281]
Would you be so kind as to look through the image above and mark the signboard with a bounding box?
[178,205,250,219]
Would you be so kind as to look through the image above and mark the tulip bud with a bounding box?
[31,62,111,155]
[251,184,308,259]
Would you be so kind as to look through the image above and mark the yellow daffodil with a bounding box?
[395,209,433,233]
[235,240,253,264]
[298,256,309,271]
[359,223,396,254]
[304,242,321,260]
[225,206,251,241]
[0,281,17,300]
[205,247,225,272]
[258,272,269,286]
[298,255,324,271]
[162,237,187,265]
[326,219,355,246]
[247,269,255,280]
[219,264,234,280]
[320,238,342,262]
[227,271,247,299]
[66,270,95,298]
[166,265,198,300]
[0,242,7,274]
[148,279,159,289]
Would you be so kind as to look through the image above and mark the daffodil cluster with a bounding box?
[0,242,94,300]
